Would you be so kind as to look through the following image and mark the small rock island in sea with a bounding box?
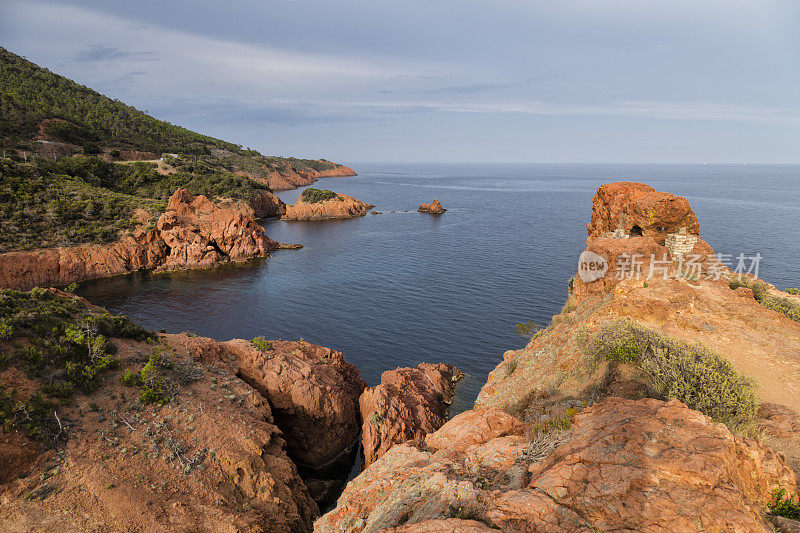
[281,188,375,221]
[418,198,446,214]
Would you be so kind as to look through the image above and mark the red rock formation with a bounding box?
[226,339,367,469]
[157,189,279,269]
[250,190,287,218]
[573,181,719,299]
[282,193,374,221]
[359,363,463,468]
[261,162,357,191]
[0,227,168,290]
[0,331,319,533]
[0,189,286,290]
[418,199,446,214]
[315,398,797,532]
[586,182,699,245]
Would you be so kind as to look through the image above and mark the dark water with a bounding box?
[77,163,800,414]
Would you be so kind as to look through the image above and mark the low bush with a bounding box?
[579,319,758,431]
[251,336,273,351]
[729,277,800,322]
[788,288,799,295]
[300,188,338,203]
[514,321,540,338]
[768,489,800,520]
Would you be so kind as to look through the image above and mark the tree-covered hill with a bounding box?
[0,47,348,253]
[0,47,248,155]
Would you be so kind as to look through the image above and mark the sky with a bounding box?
[2,0,799,163]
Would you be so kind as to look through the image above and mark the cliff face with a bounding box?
[256,161,357,191]
[282,193,374,221]
[359,363,462,468]
[0,189,285,290]
[0,292,373,532]
[316,181,800,532]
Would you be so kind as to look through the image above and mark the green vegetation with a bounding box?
[787,288,799,295]
[514,321,540,337]
[768,489,800,520]
[529,408,578,434]
[0,47,346,252]
[0,47,248,155]
[300,188,339,203]
[138,348,172,405]
[251,336,273,351]
[579,319,758,431]
[0,288,153,443]
[729,277,800,322]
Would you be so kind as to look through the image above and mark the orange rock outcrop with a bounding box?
[282,193,374,221]
[359,363,463,468]
[0,189,285,290]
[418,199,446,214]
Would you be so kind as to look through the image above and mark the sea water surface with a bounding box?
[77,163,800,413]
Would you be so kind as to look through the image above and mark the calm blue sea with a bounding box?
[77,163,800,413]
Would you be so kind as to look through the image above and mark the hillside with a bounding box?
[0,48,355,260]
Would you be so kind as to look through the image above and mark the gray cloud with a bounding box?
[75,44,155,63]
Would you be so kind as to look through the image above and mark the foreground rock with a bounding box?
[0,331,319,532]
[315,398,796,532]
[359,363,463,468]
[0,189,291,290]
[282,192,375,221]
[417,199,446,214]
[227,339,367,470]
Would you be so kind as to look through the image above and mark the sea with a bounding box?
[76,163,800,414]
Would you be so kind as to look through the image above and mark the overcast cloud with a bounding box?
[2,0,799,162]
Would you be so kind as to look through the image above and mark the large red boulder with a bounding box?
[226,339,367,469]
[586,182,699,245]
[359,363,463,468]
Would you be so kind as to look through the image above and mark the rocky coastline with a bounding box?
[0,189,298,291]
[2,182,800,532]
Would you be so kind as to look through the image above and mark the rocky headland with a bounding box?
[0,189,298,290]
[417,199,446,214]
[2,182,800,532]
[315,182,800,532]
[282,189,375,221]
[253,161,357,191]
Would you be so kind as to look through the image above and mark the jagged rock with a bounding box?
[282,193,374,221]
[0,189,283,289]
[315,398,797,533]
[359,363,463,468]
[225,339,367,470]
[250,190,287,218]
[586,181,699,244]
[261,162,357,191]
[417,199,446,214]
[157,189,279,269]
[0,332,319,532]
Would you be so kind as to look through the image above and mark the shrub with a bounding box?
[729,277,800,322]
[580,319,758,430]
[300,188,337,204]
[139,348,170,404]
[251,336,273,351]
[119,368,143,387]
[514,321,540,337]
[0,317,12,340]
[788,288,799,295]
[768,489,800,520]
